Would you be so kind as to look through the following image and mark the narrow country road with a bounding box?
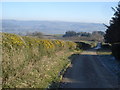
[60,49,119,88]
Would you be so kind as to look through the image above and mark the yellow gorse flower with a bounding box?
[2,33,76,51]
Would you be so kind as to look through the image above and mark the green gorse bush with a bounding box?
[2,33,77,88]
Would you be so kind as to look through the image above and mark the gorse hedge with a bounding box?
[2,33,76,56]
[2,33,77,88]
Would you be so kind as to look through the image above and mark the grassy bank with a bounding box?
[96,49,112,55]
[96,43,112,55]
[2,33,78,88]
[80,40,97,47]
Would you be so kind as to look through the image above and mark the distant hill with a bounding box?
[2,20,106,34]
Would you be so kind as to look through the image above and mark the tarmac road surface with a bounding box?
[60,49,119,88]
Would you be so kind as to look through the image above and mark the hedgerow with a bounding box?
[2,33,77,88]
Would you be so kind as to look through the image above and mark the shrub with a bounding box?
[2,33,77,88]
[111,44,120,61]
[101,43,111,50]
[75,42,91,50]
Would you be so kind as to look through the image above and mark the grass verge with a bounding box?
[96,49,112,55]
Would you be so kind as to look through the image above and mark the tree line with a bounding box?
[63,31,104,37]
[63,31,104,42]
[104,1,120,60]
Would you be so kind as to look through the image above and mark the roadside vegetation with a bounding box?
[104,2,120,61]
[1,31,97,88]
[97,43,112,55]
[97,49,112,55]
[2,32,85,88]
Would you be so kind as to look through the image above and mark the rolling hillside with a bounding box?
[2,20,106,34]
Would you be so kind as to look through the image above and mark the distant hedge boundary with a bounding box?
[75,41,92,50]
